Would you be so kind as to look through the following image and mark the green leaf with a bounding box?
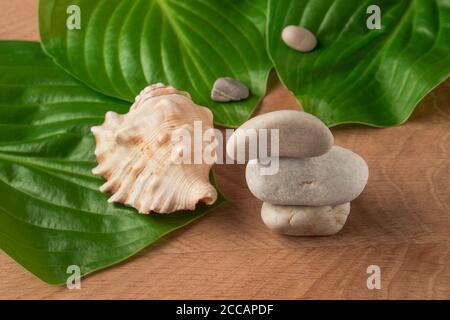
[268,0,450,127]
[0,41,225,285]
[39,0,272,128]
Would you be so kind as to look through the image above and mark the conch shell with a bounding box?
[91,83,218,214]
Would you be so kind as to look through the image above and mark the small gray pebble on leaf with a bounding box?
[211,77,250,102]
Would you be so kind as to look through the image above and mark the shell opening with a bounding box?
[200,196,215,205]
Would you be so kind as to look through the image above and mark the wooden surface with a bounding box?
[0,0,449,300]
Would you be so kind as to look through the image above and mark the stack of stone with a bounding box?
[226,110,369,236]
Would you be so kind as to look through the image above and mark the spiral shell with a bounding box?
[91,84,218,214]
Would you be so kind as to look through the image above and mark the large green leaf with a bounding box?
[268,0,450,127]
[0,41,225,285]
[39,0,272,128]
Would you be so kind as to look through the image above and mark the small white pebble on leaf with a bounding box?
[282,25,317,52]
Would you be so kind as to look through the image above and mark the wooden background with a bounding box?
[0,0,449,300]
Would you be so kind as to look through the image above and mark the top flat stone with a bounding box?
[226,110,333,161]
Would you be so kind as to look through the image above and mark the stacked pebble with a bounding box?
[226,110,369,236]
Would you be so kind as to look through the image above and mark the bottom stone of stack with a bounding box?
[261,202,351,236]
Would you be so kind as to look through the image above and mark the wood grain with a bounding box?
[0,0,449,300]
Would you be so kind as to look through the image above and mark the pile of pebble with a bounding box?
[227,110,369,236]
